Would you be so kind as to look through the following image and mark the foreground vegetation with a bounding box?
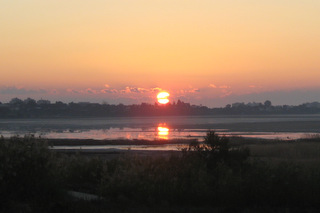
[1,134,320,212]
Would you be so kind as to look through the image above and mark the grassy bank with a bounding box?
[1,134,320,212]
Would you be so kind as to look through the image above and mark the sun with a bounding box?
[157,92,170,104]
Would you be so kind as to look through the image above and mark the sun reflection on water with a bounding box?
[157,125,169,140]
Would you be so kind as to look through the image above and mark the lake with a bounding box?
[1,114,320,140]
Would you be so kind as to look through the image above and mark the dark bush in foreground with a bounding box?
[0,135,63,212]
[185,131,250,168]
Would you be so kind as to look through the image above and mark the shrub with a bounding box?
[0,135,63,211]
[186,131,250,169]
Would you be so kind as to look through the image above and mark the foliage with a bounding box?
[1,97,320,118]
[185,131,250,169]
[0,135,63,212]
[59,154,105,194]
[2,134,320,212]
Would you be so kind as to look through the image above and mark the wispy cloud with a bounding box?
[176,87,200,94]
[150,87,162,92]
[0,86,47,95]
[101,89,118,94]
[66,89,80,94]
[190,88,200,93]
[220,90,233,97]
[219,85,230,89]
[63,86,164,96]
[209,84,217,88]
[49,89,59,94]
[119,86,162,94]
[85,88,98,94]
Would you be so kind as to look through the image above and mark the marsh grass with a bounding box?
[2,133,320,212]
[248,141,320,162]
[0,135,64,212]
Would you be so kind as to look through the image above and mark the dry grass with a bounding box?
[3,134,320,212]
[249,142,320,159]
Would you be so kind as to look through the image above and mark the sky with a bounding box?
[1,0,320,107]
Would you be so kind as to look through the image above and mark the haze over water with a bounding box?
[1,115,319,141]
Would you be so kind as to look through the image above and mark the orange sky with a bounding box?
[1,1,320,106]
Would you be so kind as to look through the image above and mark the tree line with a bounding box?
[0,97,320,118]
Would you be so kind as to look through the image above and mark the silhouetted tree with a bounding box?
[264,100,272,108]
[9,98,23,106]
[24,98,37,107]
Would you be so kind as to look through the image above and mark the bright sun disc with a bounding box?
[157,92,170,104]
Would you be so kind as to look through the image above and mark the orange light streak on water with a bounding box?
[157,126,169,140]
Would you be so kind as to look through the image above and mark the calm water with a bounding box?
[1,115,320,140]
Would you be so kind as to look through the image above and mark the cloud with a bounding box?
[209,84,217,88]
[176,87,200,94]
[220,90,233,97]
[120,86,152,94]
[101,89,118,94]
[190,88,200,93]
[0,86,46,95]
[150,87,162,92]
[62,85,167,97]
[66,89,80,94]
[137,87,149,93]
[64,86,160,96]
[49,89,59,94]
[67,88,99,94]
[120,87,133,94]
[219,85,230,89]
[85,88,98,94]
